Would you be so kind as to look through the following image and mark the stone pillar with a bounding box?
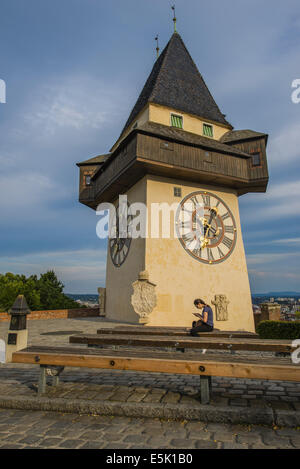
[6,295,30,363]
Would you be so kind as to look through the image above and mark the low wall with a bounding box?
[0,307,99,322]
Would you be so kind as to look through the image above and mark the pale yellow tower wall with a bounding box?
[148,103,230,140]
[105,175,254,332]
[111,103,231,153]
[144,175,255,332]
[105,177,147,323]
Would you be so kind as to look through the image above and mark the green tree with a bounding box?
[0,273,41,311]
[295,311,300,320]
[0,271,82,311]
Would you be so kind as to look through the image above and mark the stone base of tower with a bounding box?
[105,176,255,333]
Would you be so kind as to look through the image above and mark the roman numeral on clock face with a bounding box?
[190,196,199,207]
[222,236,233,250]
[207,248,214,262]
[221,212,230,221]
[218,246,225,258]
[225,225,235,234]
[202,194,211,207]
[178,220,191,229]
[182,232,195,244]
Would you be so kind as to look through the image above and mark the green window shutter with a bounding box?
[171,114,183,129]
[203,124,213,137]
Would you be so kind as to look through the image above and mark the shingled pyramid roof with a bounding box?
[121,32,231,135]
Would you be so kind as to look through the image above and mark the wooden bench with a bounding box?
[12,344,300,405]
[70,333,294,353]
[11,326,300,405]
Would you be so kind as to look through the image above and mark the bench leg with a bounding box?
[38,365,47,395]
[52,375,59,387]
[200,375,211,405]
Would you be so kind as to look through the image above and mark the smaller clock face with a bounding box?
[109,202,133,267]
[176,191,237,264]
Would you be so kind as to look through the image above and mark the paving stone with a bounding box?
[290,437,300,449]
[59,439,85,449]
[276,428,300,437]
[80,430,104,440]
[213,431,237,443]
[161,392,181,404]
[170,438,196,448]
[223,442,249,449]
[105,443,130,449]
[80,440,106,449]
[185,421,206,432]
[237,433,263,444]
[18,435,43,445]
[0,443,24,449]
[143,389,166,403]
[229,398,248,407]
[262,435,294,448]
[39,437,63,447]
[123,434,149,444]
[195,440,218,449]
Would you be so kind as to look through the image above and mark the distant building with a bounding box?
[252,304,261,314]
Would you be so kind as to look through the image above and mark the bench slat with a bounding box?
[96,327,258,339]
[70,333,294,353]
[12,346,300,382]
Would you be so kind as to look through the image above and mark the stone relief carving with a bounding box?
[131,271,157,325]
[98,287,106,317]
[212,294,230,321]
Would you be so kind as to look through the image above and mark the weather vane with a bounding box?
[155,35,160,59]
[171,5,177,32]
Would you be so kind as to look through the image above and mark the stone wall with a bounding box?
[0,307,99,323]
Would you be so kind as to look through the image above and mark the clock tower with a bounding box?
[77,32,269,331]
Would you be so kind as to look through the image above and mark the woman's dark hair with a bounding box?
[194,298,206,306]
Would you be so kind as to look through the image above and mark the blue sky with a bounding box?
[0,0,300,294]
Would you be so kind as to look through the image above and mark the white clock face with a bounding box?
[175,191,237,264]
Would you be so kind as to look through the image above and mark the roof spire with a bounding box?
[155,35,160,59]
[171,5,177,32]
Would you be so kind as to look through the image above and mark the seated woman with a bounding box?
[190,299,214,336]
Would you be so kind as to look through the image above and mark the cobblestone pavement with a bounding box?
[0,408,299,449]
[0,318,300,447]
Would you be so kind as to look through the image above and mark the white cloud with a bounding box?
[23,76,125,137]
[241,179,300,222]
[0,171,67,214]
[268,121,300,166]
[249,269,300,281]
[246,252,292,266]
[271,237,300,245]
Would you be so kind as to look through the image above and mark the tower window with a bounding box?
[203,124,213,137]
[85,175,92,186]
[171,114,183,129]
[174,187,182,197]
[251,152,261,167]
